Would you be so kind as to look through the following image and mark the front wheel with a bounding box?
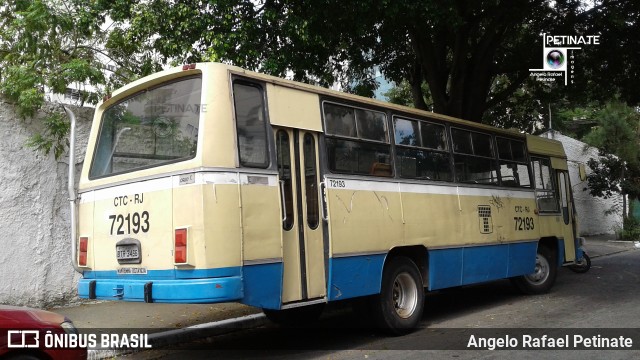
[569,253,591,273]
[511,245,557,294]
[371,256,424,335]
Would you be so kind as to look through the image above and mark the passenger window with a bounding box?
[394,118,419,146]
[421,123,447,150]
[233,82,268,168]
[452,128,499,185]
[471,133,493,158]
[394,117,452,181]
[451,129,473,154]
[324,103,392,177]
[496,137,532,188]
[356,109,388,142]
[324,103,356,137]
[531,157,559,212]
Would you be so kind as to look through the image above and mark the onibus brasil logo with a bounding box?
[529,33,600,85]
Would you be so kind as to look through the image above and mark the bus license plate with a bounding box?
[116,245,139,260]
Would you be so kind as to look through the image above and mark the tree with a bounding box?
[94,0,627,123]
[3,1,640,158]
[0,0,160,158]
[582,101,640,220]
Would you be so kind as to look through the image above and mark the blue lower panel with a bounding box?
[558,238,566,266]
[79,276,243,303]
[429,241,538,290]
[240,262,283,310]
[329,254,386,301]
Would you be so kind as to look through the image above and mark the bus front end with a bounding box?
[74,64,244,303]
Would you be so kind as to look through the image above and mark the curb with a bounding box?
[590,248,634,259]
[88,313,268,360]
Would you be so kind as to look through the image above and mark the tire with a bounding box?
[569,253,591,273]
[511,245,557,294]
[263,303,325,326]
[371,256,425,335]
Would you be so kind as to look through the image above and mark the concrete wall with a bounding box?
[543,130,623,235]
[0,99,92,307]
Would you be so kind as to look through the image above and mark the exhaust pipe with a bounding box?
[64,106,82,274]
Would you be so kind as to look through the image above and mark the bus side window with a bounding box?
[531,157,559,212]
[233,82,269,168]
[451,128,499,185]
[496,137,532,188]
[323,102,392,177]
[393,117,452,181]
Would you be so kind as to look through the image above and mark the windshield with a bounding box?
[89,76,202,178]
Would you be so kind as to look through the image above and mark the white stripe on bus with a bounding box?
[324,177,536,199]
[80,172,279,203]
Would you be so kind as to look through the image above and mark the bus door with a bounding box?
[557,170,576,262]
[274,128,326,304]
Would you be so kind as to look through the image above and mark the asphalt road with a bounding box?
[124,250,640,360]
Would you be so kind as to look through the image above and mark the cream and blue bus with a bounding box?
[68,62,583,333]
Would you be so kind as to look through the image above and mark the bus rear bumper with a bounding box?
[78,276,243,303]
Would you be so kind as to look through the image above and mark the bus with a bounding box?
[67,62,584,333]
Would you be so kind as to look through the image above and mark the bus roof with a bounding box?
[526,134,566,159]
[228,64,527,139]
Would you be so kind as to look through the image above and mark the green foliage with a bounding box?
[583,101,640,166]
[94,0,599,122]
[3,0,640,160]
[25,112,70,159]
[586,154,625,199]
[582,101,640,226]
[383,80,432,110]
[0,0,145,159]
[621,215,640,241]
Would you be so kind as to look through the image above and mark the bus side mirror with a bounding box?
[578,163,587,182]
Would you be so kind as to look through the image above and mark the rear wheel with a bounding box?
[371,256,424,335]
[512,245,557,294]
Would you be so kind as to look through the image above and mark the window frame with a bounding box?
[392,115,452,181]
[88,75,202,180]
[531,156,560,213]
[450,126,500,185]
[232,79,271,169]
[322,100,393,177]
[495,136,533,188]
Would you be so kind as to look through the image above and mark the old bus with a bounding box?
[67,62,583,333]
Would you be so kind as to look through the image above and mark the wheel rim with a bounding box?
[525,253,550,285]
[392,272,418,319]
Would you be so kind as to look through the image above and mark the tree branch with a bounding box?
[485,71,529,110]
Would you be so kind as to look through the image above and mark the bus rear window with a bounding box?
[89,76,202,178]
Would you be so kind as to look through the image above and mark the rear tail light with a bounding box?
[182,63,196,70]
[79,237,88,266]
[174,229,187,264]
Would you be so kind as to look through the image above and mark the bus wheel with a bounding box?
[371,256,424,335]
[262,303,324,326]
[511,245,557,294]
[569,253,591,273]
